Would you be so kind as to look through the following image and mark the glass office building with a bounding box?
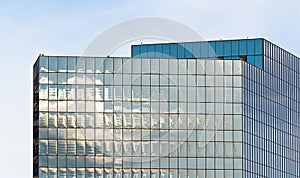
[33,38,300,177]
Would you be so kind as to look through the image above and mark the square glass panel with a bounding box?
[49,57,57,72]
[67,57,76,72]
[58,57,67,72]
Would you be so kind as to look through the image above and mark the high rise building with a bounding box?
[33,38,300,177]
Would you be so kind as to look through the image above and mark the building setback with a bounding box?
[33,38,300,177]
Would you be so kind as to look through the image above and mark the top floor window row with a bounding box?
[132,39,263,59]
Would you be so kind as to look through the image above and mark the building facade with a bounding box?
[33,38,300,177]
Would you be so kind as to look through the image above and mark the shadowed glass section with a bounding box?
[132,38,265,69]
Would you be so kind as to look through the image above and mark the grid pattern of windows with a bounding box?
[242,40,300,177]
[33,56,243,177]
[33,38,300,178]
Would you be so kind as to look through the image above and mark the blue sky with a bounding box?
[0,0,299,176]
